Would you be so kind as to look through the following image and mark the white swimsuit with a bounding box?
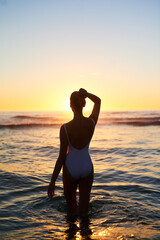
[63,119,95,180]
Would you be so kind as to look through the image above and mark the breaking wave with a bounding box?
[0,123,60,129]
[13,115,58,121]
[0,112,160,129]
[105,117,160,126]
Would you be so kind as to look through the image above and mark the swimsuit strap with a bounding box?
[63,124,71,145]
[91,118,95,127]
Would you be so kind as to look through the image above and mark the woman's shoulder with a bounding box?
[83,117,95,128]
[86,117,95,126]
[61,120,73,131]
[60,120,72,138]
[62,117,94,129]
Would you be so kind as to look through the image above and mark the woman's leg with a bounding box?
[78,168,94,214]
[63,165,78,214]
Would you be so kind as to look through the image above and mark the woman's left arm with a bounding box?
[48,125,67,199]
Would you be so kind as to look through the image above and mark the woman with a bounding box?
[48,88,101,215]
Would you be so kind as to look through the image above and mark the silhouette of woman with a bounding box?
[48,88,101,215]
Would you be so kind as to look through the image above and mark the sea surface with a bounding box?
[0,110,160,240]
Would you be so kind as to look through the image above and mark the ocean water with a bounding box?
[0,110,160,240]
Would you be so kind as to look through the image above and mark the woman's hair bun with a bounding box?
[70,91,86,110]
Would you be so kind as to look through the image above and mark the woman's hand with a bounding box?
[79,88,87,97]
[48,182,55,199]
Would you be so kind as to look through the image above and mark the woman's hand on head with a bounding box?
[79,88,87,97]
[48,182,55,199]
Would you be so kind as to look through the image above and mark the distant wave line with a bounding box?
[0,123,60,129]
[100,117,160,126]
[0,115,160,129]
[0,121,160,129]
[13,115,59,121]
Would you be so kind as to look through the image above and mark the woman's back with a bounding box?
[65,117,95,149]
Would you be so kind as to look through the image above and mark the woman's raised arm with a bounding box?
[79,88,101,124]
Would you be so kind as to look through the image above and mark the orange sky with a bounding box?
[0,0,160,111]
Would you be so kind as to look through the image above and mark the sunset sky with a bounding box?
[0,0,160,111]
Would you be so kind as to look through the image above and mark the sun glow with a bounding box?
[63,99,71,111]
[1,1,159,111]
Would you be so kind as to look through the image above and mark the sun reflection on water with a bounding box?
[63,223,156,240]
